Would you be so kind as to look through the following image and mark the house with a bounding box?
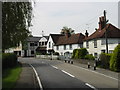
[46,34,64,54]
[5,42,22,56]
[22,36,49,57]
[83,16,120,58]
[51,32,85,57]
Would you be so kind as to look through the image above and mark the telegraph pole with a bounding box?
[104,10,108,54]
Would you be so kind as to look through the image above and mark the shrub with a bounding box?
[85,54,95,60]
[110,44,120,72]
[72,49,78,58]
[2,53,18,70]
[99,53,112,69]
[53,52,59,56]
[79,48,88,59]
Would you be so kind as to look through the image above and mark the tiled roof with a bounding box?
[50,34,64,44]
[55,33,85,45]
[85,24,120,41]
[27,37,41,42]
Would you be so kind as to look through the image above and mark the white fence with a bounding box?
[36,55,59,60]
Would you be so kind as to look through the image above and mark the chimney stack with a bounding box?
[98,16,105,30]
[85,30,89,37]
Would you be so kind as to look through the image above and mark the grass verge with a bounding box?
[2,63,22,89]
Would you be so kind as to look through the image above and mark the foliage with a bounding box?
[99,53,112,69]
[2,64,22,89]
[84,54,95,60]
[53,52,59,56]
[72,49,78,58]
[110,44,120,72]
[72,48,88,59]
[2,53,18,70]
[2,2,33,51]
[60,26,74,35]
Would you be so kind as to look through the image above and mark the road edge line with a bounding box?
[85,83,97,90]
[29,64,43,90]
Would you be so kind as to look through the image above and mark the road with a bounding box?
[19,58,118,90]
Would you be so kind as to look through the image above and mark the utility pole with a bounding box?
[104,10,108,54]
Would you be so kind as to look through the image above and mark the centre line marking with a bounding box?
[61,70,75,78]
[51,65,58,69]
[85,83,97,90]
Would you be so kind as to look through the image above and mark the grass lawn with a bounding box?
[2,63,22,89]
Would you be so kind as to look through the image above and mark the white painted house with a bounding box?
[48,33,85,58]
[83,16,120,58]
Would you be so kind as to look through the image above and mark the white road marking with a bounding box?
[85,83,97,90]
[73,65,118,81]
[29,64,43,90]
[51,65,58,69]
[61,70,75,78]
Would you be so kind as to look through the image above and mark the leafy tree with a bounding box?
[2,2,33,52]
[60,26,74,35]
[110,44,120,72]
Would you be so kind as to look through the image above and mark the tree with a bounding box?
[2,2,33,52]
[110,44,120,72]
[60,26,74,35]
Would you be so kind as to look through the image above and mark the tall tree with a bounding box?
[2,1,33,52]
[60,26,74,35]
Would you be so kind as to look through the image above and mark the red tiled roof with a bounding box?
[84,24,120,41]
[55,33,85,45]
[50,34,64,44]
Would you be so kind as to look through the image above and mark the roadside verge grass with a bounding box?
[2,63,22,89]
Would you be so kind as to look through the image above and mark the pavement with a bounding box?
[14,58,119,89]
[14,62,39,90]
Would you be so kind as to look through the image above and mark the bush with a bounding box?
[53,52,59,56]
[72,48,88,59]
[72,49,78,58]
[84,54,95,60]
[110,44,120,72]
[79,48,88,59]
[2,53,18,70]
[99,53,112,69]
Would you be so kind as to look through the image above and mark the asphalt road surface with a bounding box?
[19,57,118,90]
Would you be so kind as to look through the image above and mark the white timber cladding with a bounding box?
[54,44,82,55]
[83,38,120,58]
[47,35,54,51]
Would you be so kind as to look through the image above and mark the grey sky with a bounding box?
[30,1,119,36]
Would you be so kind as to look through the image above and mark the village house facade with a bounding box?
[83,16,120,58]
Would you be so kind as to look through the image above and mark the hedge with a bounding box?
[84,54,95,60]
[110,44,120,72]
[2,53,18,70]
[99,53,112,69]
[72,48,88,59]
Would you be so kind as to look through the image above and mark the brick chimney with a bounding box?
[65,30,71,38]
[85,30,89,37]
[98,16,105,30]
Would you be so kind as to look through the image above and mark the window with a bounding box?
[86,41,89,48]
[39,42,41,46]
[45,42,47,45]
[101,50,105,53]
[31,50,34,54]
[52,43,54,49]
[34,42,38,46]
[109,50,113,53]
[69,44,72,50]
[30,43,34,46]
[94,53,98,58]
[49,42,51,48]
[64,45,66,50]
[78,44,83,48]
[57,46,59,50]
[42,42,44,45]
[94,40,97,48]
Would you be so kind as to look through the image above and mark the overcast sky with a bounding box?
[30,0,119,36]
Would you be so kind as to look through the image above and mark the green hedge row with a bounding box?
[72,48,88,59]
[2,53,18,70]
[110,44,120,72]
[99,53,112,69]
